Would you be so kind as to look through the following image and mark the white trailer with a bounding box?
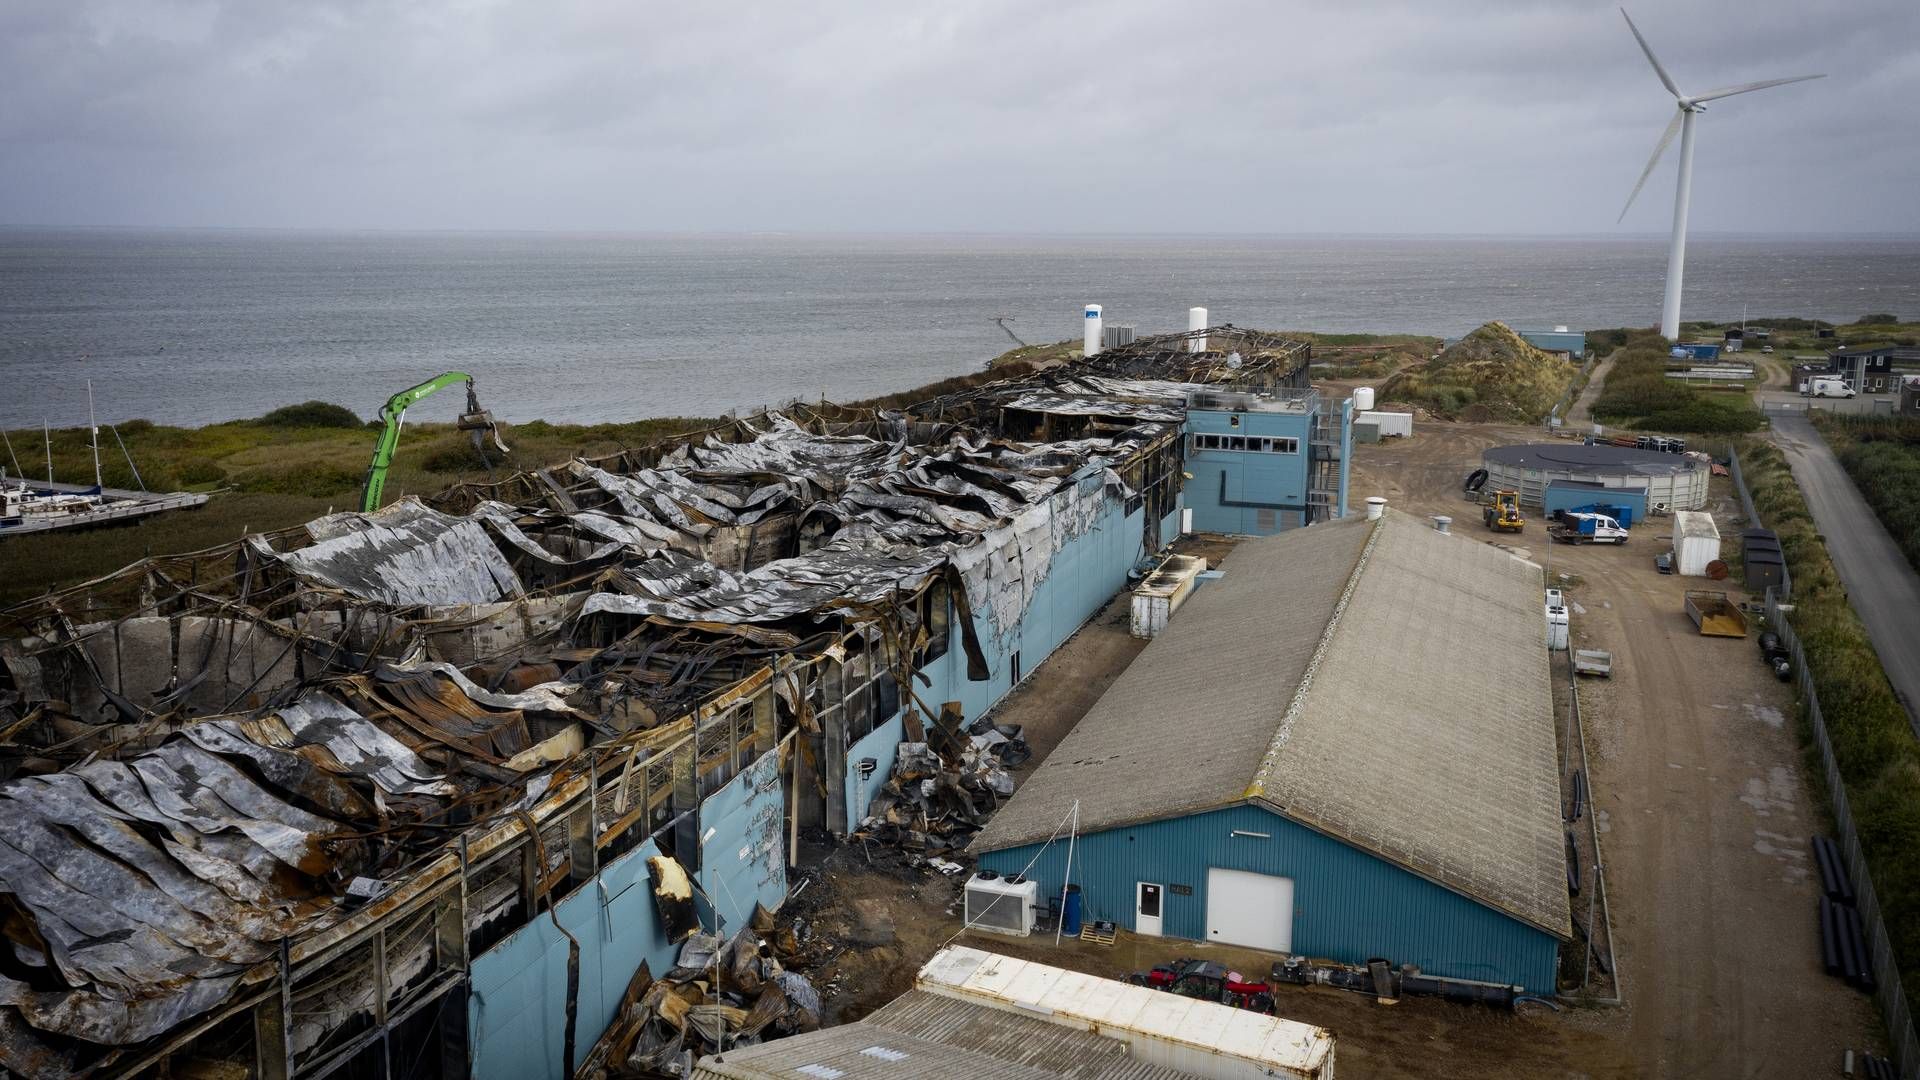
[1673,510,1722,576]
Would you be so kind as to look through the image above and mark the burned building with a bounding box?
[0,330,1348,1079]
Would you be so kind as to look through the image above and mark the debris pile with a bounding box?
[579,904,822,1080]
[852,703,1030,859]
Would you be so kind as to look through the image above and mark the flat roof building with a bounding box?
[971,509,1572,991]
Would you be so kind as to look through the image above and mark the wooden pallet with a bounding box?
[1079,921,1117,946]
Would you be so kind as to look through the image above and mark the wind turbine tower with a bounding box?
[1616,9,1823,341]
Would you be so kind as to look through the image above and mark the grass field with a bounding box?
[1,407,718,605]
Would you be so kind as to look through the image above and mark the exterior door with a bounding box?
[1135,882,1164,937]
[1205,868,1294,953]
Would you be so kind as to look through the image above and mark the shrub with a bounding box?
[253,401,363,428]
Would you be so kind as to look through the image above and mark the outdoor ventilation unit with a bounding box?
[964,873,1038,937]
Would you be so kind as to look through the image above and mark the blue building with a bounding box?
[972,509,1572,991]
[1515,327,1587,360]
[1182,388,1351,535]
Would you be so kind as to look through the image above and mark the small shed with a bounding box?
[1742,528,1786,593]
[1544,479,1647,527]
[1674,511,1722,576]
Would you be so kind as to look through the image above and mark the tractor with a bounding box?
[1482,489,1524,533]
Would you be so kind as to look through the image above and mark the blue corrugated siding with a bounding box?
[469,837,679,1079]
[1544,482,1647,526]
[700,748,789,933]
[845,476,1153,831]
[470,746,791,1079]
[978,803,1559,991]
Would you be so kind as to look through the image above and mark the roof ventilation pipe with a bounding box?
[1365,497,1387,521]
[1188,306,1208,353]
[1083,304,1103,356]
[1433,516,1452,533]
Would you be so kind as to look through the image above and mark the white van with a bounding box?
[1807,376,1856,399]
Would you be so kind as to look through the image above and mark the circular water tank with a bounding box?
[1354,386,1376,412]
[1481,443,1709,511]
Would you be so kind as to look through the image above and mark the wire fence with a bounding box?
[1767,588,1918,1078]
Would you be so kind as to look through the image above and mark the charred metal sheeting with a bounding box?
[0,670,582,1065]
[587,913,821,1077]
[853,710,1030,856]
[270,501,525,606]
[648,854,700,944]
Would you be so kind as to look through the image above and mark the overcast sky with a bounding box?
[2,0,1914,234]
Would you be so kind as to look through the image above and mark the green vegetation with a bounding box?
[1285,331,1439,380]
[1585,330,1764,434]
[253,401,365,428]
[1814,414,1920,574]
[1376,322,1573,422]
[1,405,717,605]
[1740,439,1920,994]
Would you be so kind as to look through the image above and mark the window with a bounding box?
[1191,433,1299,454]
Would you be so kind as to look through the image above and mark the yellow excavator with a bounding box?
[1483,489,1524,533]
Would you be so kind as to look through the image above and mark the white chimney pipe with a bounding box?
[1433,515,1452,533]
[1084,305,1103,356]
[1365,497,1387,521]
[1188,307,1208,353]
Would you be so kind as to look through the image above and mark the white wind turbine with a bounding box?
[1616,8,1823,340]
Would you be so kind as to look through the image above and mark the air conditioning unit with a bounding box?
[964,873,1038,937]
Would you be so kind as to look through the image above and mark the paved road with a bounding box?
[1770,414,1920,733]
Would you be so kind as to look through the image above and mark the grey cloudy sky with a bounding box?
[2,0,1914,233]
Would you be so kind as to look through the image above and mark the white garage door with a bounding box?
[1205,869,1294,953]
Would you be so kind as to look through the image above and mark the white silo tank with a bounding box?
[1083,305,1103,356]
[1188,307,1208,353]
[1365,497,1387,521]
[1353,386,1375,412]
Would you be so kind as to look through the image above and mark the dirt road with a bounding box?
[1350,423,1881,1077]
[1769,414,1920,734]
[1566,352,1616,428]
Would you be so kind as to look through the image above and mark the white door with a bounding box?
[1206,868,1294,953]
[1135,882,1165,937]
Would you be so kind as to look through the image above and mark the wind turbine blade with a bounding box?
[1689,73,1826,103]
[1618,110,1685,224]
[1620,8,1682,99]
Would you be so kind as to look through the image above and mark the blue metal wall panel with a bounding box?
[1544,481,1647,526]
[471,746,792,1079]
[700,748,790,935]
[469,837,677,1080]
[844,480,1150,831]
[847,714,906,829]
[1183,409,1315,535]
[978,803,1559,991]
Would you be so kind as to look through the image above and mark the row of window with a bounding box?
[1190,433,1299,454]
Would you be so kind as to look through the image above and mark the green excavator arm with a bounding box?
[359,372,509,512]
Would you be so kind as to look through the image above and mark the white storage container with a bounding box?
[917,946,1334,1079]
[1674,511,1722,576]
[1357,410,1413,437]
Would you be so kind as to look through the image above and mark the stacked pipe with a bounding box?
[1814,835,1874,990]
[1757,630,1792,681]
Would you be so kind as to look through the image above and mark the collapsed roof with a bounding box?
[0,327,1307,1071]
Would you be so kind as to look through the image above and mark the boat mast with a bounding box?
[44,422,53,485]
[88,380,103,489]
